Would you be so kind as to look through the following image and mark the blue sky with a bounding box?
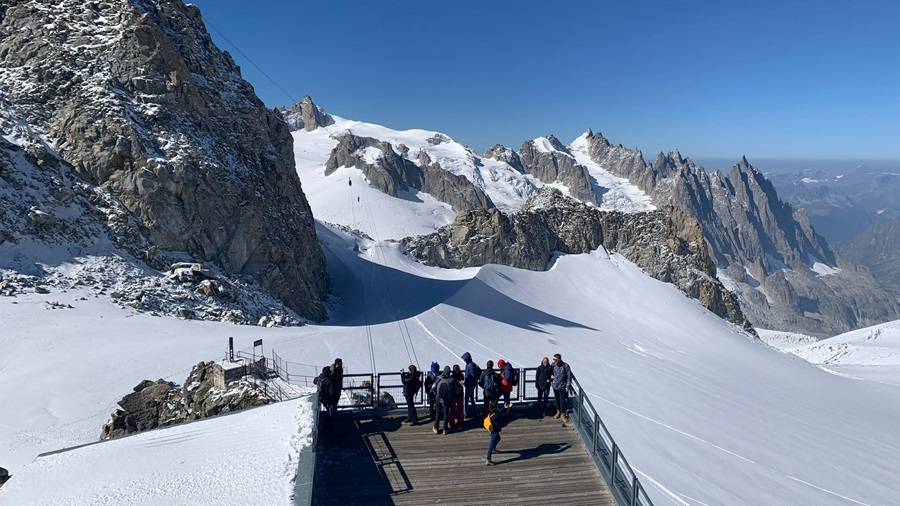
[192,0,900,160]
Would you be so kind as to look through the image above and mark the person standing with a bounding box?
[535,357,552,416]
[314,366,335,416]
[449,365,465,429]
[328,358,344,415]
[551,353,572,422]
[484,407,503,465]
[478,360,500,415]
[433,366,453,434]
[461,352,481,418]
[400,365,422,424]
[497,359,515,413]
[425,362,439,420]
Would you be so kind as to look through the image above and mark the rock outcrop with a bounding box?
[325,132,494,211]
[839,218,900,302]
[100,361,271,440]
[578,131,900,335]
[0,0,327,320]
[518,136,598,205]
[484,144,526,173]
[404,188,752,332]
[280,95,333,131]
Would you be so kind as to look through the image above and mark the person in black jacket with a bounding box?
[328,358,344,415]
[400,365,422,424]
[314,367,335,416]
[535,356,552,416]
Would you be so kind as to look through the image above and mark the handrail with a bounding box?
[570,375,653,506]
[329,366,653,506]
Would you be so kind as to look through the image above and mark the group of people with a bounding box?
[315,353,574,466]
[313,358,344,416]
[399,352,574,463]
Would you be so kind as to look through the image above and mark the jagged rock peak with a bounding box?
[544,134,569,152]
[584,129,611,147]
[282,95,333,131]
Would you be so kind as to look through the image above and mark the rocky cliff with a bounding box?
[518,136,598,205]
[325,131,494,211]
[404,188,752,332]
[577,131,900,335]
[0,0,327,320]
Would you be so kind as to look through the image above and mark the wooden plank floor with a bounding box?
[313,407,615,505]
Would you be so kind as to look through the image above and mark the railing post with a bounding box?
[578,388,585,424]
[631,477,639,506]
[593,415,600,454]
[375,373,381,409]
[611,443,618,475]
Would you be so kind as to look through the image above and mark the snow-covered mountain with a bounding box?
[574,131,900,336]
[290,103,654,241]
[760,320,900,387]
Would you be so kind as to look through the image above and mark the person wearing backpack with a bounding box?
[497,359,515,413]
[461,352,481,418]
[449,365,465,430]
[535,356,552,416]
[424,362,439,420]
[314,366,335,417]
[483,406,503,465]
[400,364,422,424]
[478,360,500,415]
[433,366,453,434]
[551,353,573,422]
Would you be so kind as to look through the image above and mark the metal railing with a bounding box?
[570,375,653,506]
[329,366,653,506]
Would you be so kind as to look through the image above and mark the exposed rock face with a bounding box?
[518,136,598,205]
[100,361,271,440]
[484,144,526,173]
[839,218,900,302]
[404,188,752,332]
[280,95,333,132]
[578,131,900,335]
[325,132,494,211]
[0,0,327,320]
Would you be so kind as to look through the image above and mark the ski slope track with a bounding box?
[3,219,900,505]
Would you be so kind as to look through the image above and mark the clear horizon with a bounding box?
[193,0,900,161]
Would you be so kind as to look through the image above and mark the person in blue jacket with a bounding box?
[461,352,481,418]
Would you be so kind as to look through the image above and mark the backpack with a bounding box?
[482,371,499,396]
[425,372,436,393]
[483,413,496,432]
[510,368,520,386]
[437,379,452,403]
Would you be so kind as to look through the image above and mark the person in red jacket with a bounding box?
[497,359,514,413]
